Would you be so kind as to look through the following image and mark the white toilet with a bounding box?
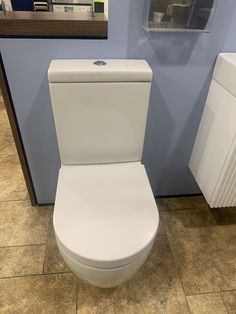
[48,59,159,288]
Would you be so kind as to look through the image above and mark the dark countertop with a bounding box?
[0,11,108,38]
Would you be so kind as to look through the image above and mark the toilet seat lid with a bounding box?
[53,162,159,268]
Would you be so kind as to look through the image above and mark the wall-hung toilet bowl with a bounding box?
[48,59,159,287]
[54,162,159,288]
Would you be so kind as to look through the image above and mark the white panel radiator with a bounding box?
[189,53,236,208]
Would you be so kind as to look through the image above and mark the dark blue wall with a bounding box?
[0,0,236,203]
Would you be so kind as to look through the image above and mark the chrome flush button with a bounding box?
[94,60,107,66]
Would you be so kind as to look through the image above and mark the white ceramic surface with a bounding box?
[57,233,155,288]
[54,162,159,268]
[48,59,153,83]
[213,53,236,98]
[50,81,151,165]
[189,53,236,207]
[49,59,152,165]
[49,59,159,287]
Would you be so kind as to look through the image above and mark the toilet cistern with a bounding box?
[48,59,159,288]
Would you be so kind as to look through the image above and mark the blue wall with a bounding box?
[0,0,236,203]
[127,0,236,196]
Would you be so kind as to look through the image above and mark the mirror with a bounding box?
[143,0,217,32]
[0,0,108,18]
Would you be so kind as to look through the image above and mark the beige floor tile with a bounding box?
[0,154,28,202]
[0,100,28,201]
[0,100,5,113]
[161,207,218,232]
[0,245,46,278]
[161,208,236,294]
[77,281,115,314]
[0,200,52,246]
[221,291,236,314]
[157,216,166,235]
[210,207,236,225]
[44,245,69,274]
[0,115,16,156]
[156,195,208,211]
[211,227,236,291]
[112,235,190,314]
[187,293,227,314]
[44,217,69,274]
[0,100,13,127]
[0,273,77,313]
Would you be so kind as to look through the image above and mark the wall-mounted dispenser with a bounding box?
[143,0,218,32]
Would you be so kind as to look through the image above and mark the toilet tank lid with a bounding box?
[48,59,153,83]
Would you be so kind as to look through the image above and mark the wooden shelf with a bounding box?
[0,11,107,38]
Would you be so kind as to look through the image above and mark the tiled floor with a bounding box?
[0,94,236,313]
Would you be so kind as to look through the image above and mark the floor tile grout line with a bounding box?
[221,288,236,293]
[0,198,29,203]
[42,216,53,274]
[0,243,47,249]
[185,291,225,297]
[220,292,230,314]
[112,302,116,314]
[159,206,210,212]
[76,280,79,313]
[158,216,192,312]
[184,289,236,297]
[160,213,190,298]
[0,271,72,280]
[163,229,192,313]
[42,245,47,274]
[42,249,48,275]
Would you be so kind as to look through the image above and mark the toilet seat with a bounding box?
[53,162,159,269]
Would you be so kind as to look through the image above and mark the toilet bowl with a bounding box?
[54,163,158,287]
[48,59,159,287]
